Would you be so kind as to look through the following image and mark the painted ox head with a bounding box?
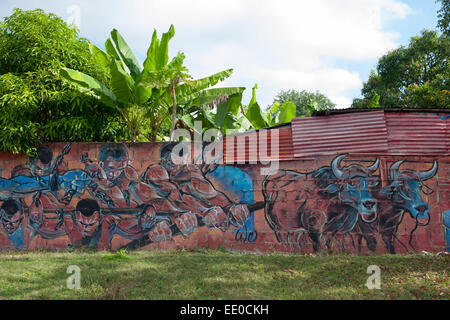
[330,154,380,223]
[382,161,437,221]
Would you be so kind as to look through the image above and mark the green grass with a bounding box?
[0,249,448,300]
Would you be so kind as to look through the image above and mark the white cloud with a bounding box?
[1,0,413,108]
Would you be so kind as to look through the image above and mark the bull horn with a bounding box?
[389,160,404,180]
[367,158,379,172]
[418,161,438,181]
[331,154,347,179]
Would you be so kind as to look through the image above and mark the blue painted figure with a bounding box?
[208,166,257,242]
[444,210,450,252]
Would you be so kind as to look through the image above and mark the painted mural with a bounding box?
[0,142,446,253]
[0,143,260,250]
[263,155,439,253]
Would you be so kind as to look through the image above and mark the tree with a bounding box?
[352,29,450,109]
[0,9,126,155]
[61,26,188,142]
[272,89,335,117]
[61,25,245,141]
[437,0,450,36]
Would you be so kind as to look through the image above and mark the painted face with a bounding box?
[28,209,43,230]
[1,209,23,234]
[340,177,379,223]
[389,180,433,220]
[100,156,128,181]
[160,155,174,169]
[161,144,190,172]
[76,211,100,238]
[383,161,438,223]
[32,159,52,176]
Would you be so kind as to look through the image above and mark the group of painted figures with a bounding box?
[0,143,255,250]
[0,142,441,253]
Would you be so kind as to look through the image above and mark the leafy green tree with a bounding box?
[272,89,335,117]
[0,8,126,154]
[352,29,450,109]
[437,0,449,36]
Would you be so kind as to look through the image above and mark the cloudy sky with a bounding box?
[0,0,441,109]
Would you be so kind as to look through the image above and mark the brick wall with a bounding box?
[0,142,448,253]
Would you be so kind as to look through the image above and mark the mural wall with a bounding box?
[0,142,448,253]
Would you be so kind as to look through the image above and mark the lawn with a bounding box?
[0,249,448,300]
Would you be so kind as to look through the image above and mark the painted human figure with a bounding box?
[10,146,72,245]
[140,143,251,241]
[82,143,195,244]
[444,210,450,252]
[11,145,68,178]
[0,144,88,204]
[0,199,29,249]
[63,198,114,249]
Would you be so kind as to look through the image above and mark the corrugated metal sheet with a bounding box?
[291,110,389,157]
[223,125,294,163]
[446,115,450,155]
[221,111,449,163]
[385,112,448,155]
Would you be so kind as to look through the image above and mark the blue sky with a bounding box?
[0,0,442,109]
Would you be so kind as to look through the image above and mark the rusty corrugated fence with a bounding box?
[223,110,449,163]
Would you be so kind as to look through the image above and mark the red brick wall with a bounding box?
[0,142,448,254]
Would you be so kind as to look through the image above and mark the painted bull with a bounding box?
[378,160,438,253]
[263,154,380,251]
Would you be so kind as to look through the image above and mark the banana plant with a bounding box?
[177,84,246,135]
[60,25,246,142]
[243,84,297,130]
[60,26,188,141]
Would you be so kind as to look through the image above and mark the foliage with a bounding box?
[273,89,335,117]
[0,9,126,155]
[62,24,246,141]
[177,84,299,134]
[352,29,450,109]
[61,25,185,142]
[168,72,246,136]
[102,249,133,261]
[437,0,450,36]
[241,84,297,130]
[368,91,381,109]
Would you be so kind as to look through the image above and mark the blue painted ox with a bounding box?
[263,154,380,251]
[378,160,438,253]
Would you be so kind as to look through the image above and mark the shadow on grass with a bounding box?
[0,250,447,300]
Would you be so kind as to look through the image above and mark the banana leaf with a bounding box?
[142,30,159,72]
[89,43,110,70]
[111,29,142,81]
[178,87,245,106]
[277,100,296,124]
[175,69,233,99]
[215,92,244,131]
[109,58,134,105]
[244,84,269,129]
[60,68,120,111]
[156,24,175,70]
[105,38,125,70]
